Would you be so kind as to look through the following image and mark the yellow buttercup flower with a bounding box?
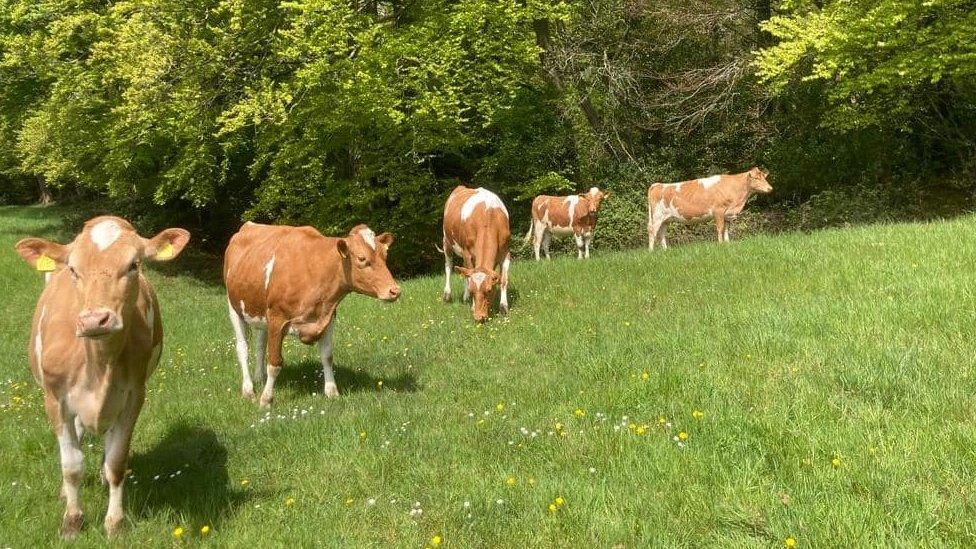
[555,422,564,431]
[528,477,537,486]
[641,372,649,380]
[831,457,842,468]
[345,497,354,506]
[635,426,646,435]
[548,503,557,513]
[678,431,688,441]
[496,402,505,412]
[200,525,210,536]
[506,476,517,486]
[359,431,367,440]
[240,479,250,487]
[285,497,296,507]
[692,410,704,420]
[784,537,797,548]
[554,496,565,507]
[573,409,585,418]
[173,527,184,539]
[431,535,442,546]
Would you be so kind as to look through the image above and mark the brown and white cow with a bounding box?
[647,167,772,250]
[525,187,608,260]
[15,216,190,539]
[441,185,511,323]
[224,222,400,407]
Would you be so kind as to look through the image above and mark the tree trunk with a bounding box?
[37,177,52,205]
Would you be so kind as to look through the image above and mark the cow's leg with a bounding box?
[442,237,453,302]
[461,253,473,302]
[723,224,731,242]
[574,233,585,259]
[532,221,545,261]
[102,390,144,537]
[252,326,267,388]
[658,221,669,250]
[583,234,592,258]
[715,214,726,243]
[499,253,511,314]
[227,298,254,399]
[48,396,84,539]
[542,230,552,260]
[318,321,338,397]
[259,317,286,408]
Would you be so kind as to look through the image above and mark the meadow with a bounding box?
[1,204,975,547]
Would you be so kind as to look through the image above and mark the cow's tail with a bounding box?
[522,223,534,245]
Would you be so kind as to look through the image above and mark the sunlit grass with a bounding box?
[1,205,975,546]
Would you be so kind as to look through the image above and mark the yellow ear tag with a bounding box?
[155,242,175,260]
[36,254,56,272]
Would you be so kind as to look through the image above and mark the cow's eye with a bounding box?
[127,261,139,274]
[68,266,80,280]
[357,255,367,263]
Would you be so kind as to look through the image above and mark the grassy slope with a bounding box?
[0,205,975,547]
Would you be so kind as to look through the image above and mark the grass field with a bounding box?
[1,204,975,547]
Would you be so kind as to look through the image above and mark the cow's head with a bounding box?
[15,216,190,338]
[747,167,772,194]
[585,187,609,213]
[453,266,499,323]
[337,225,400,302]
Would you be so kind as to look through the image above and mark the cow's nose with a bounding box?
[384,285,401,302]
[77,309,121,337]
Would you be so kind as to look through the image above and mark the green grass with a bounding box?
[1,204,976,547]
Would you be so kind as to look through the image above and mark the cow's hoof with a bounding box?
[242,388,256,401]
[324,383,340,398]
[442,292,451,303]
[60,511,83,539]
[259,396,273,409]
[500,305,509,315]
[104,514,123,538]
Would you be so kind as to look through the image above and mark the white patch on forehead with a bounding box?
[589,187,599,195]
[90,220,122,251]
[461,188,508,221]
[263,255,276,290]
[359,228,376,250]
[698,175,721,188]
[565,195,580,227]
[470,272,487,288]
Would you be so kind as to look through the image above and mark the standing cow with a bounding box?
[15,216,190,538]
[647,167,772,250]
[224,222,400,408]
[442,185,512,323]
[525,187,609,260]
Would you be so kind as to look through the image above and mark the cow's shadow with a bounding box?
[127,424,248,528]
[277,358,419,396]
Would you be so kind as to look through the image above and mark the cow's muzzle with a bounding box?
[379,285,401,302]
[77,309,122,338]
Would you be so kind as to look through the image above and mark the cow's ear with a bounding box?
[336,239,349,259]
[16,238,69,272]
[603,191,610,200]
[144,228,190,262]
[454,266,472,277]
[376,232,394,252]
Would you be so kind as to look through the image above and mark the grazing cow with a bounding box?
[441,185,512,323]
[525,187,609,260]
[224,222,400,407]
[15,216,190,539]
[647,167,772,250]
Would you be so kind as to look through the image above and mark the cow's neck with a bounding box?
[80,332,128,389]
[473,229,500,270]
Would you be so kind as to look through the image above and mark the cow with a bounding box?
[524,187,609,260]
[224,222,400,408]
[15,216,190,539]
[647,167,772,250]
[441,185,512,323]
